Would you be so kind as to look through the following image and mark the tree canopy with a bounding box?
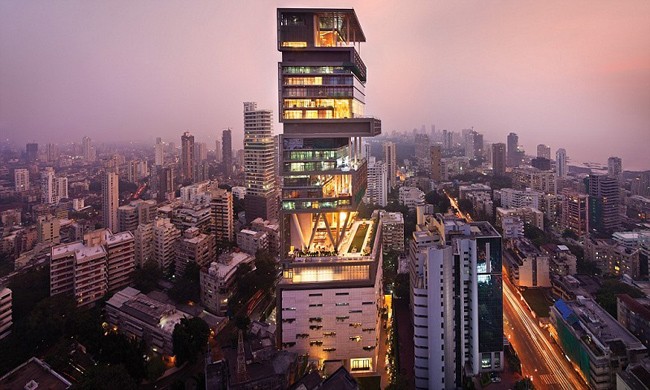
[172,317,210,366]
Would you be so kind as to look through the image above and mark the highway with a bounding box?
[503,277,588,390]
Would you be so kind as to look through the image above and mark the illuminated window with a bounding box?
[351,358,371,371]
[282,42,307,48]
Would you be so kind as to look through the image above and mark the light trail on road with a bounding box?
[503,279,587,389]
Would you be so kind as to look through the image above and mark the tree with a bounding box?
[76,364,138,390]
[561,229,579,240]
[234,314,251,331]
[596,279,644,319]
[458,198,473,214]
[96,332,147,382]
[172,317,210,366]
[168,262,201,304]
[523,224,548,247]
[27,295,77,348]
[393,273,410,300]
[145,354,166,382]
[133,261,163,293]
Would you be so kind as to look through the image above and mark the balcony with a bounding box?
[282,116,381,137]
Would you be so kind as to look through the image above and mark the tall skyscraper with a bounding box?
[45,143,59,163]
[14,169,29,192]
[41,167,56,204]
[157,166,174,201]
[608,156,623,181]
[491,143,506,176]
[243,102,278,221]
[26,143,38,163]
[363,157,388,207]
[181,132,195,183]
[211,188,233,245]
[275,8,382,374]
[430,144,443,181]
[414,133,430,161]
[537,144,551,159]
[154,137,164,166]
[556,148,567,178]
[586,174,621,235]
[561,191,589,237]
[506,132,518,167]
[214,140,222,162]
[383,141,397,189]
[222,129,232,178]
[82,136,95,162]
[102,171,119,233]
[410,215,504,389]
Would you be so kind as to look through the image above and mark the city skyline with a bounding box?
[1,1,649,170]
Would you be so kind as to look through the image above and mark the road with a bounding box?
[444,191,473,221]
[503,277,587,390]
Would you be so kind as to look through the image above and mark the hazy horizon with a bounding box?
[1,1,649,169]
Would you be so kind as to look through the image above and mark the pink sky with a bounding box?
[1,1,649,169]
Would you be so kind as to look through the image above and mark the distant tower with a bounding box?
[215,140,222,162]
[181,132,195,183]
[430,144,442,181]
[492,143,506,176]
[556,148,567,178]
[243,102,277,221]
[383,141,397,188]
[14,169,30,192]
[26,143,38,163]
[41,167,56,204]
[154,137,164,166]
[222,129,233,178]
[102,171,119,232]
[607,157,622,181]
[82,137,95,162]
[537,144,551,160]
[507,132,518,167]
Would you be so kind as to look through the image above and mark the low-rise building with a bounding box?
[200,251,255,316]
[250,218,280,256]
[496,207,544,231]
[236,229,268,255]
[0,357,71,390]
[106,287,191,355]
[550,298,648,389]
[458,183,491,199]
[176,227,216,277]
[503,238,551,287]
[540,244,577,276]
[377,210,404,253]
[501,216,524,239]
[398,186,424,210]
[618,294,650,349]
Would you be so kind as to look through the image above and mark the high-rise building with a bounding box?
[363,157,387,207]
[414,133,430,161]
[37,215,61,244]
[152,218,181,273]
[631,171,650,197]
[45,143,59,163]
[537,144,551,160]
[176,227,216,277]
[586,174,621,235]
[275,8,383,375]
[384,141,397,189]
[561,191,589,237]
[102,171,119,233]
[181,132,195,183]
[222,129,232,178]
[507,132,519,167]
[82,136,95,162]
[194,142,208,163]
[41,167,56,204]
[14,168,29,192]
[211,188,233,245]
[410,215,504,389]
[430,144,442,181]
[556,148,567,178]
[133,222,154,267]
[215,140,222,162]
[157,165,174,201]
[608,156,622,181]
[154,137,164,166]
[442,129,453,150]
[243,102,278,222]
[491,143,506,176]
[26,143,38,163]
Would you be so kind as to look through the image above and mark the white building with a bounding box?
[14,169,29,192]
[200,251,255,315]
[409,216,504,389]
[232,186,247,200]
[102,171,119,233]
[398,186,425,211]
[504,239,551,288]
[498,188,541,210]
[496,207,544,231]
[153,218,181,273]
[363,157,388,207]
[383,142,397,189]
[556,148,567,178]
[237,229,268,255]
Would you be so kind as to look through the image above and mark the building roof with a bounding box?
[0,357,71,390]
[278,8,366,42]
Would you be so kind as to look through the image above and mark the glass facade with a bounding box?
[476,235,503,354]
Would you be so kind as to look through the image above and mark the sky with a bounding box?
[1,1,649,170]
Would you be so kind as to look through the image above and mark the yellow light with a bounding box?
[282,41,307,48]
